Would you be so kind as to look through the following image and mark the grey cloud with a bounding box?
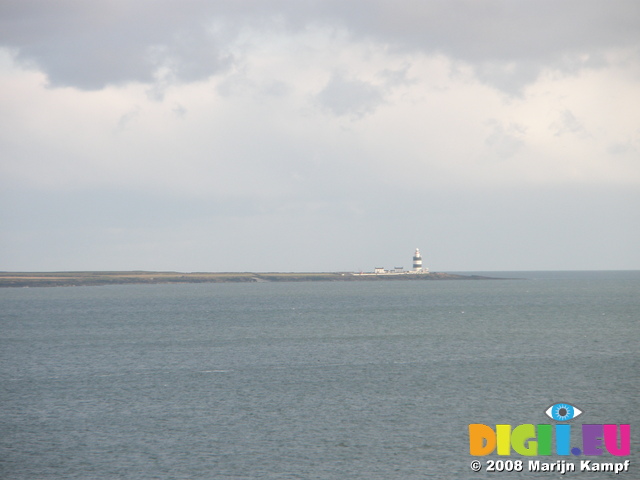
[326,1,640,61]
[172,103,187,118]
[324,0,640,93]
[606,142,634,155]
[485,120,526,158]
[115,106,141,131]
[474,61,541,96]
[0,0,237,89]
[1,1,638,93]
[317,74,385,117]
[552,110,590,138]
[261,80,291,97]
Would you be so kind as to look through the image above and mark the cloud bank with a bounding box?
[1,1,639,271]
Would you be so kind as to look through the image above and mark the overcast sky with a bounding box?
[1,0,639,272]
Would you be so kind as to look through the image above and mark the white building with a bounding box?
[356,249,429,275]
[413,248,423,272]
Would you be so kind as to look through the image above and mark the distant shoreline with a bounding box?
[0,271,502,288]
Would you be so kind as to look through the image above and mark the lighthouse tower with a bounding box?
[412,248,423,272]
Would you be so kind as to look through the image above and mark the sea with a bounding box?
[1,271,638,479]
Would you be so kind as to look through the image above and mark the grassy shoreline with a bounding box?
[0,271,498,288]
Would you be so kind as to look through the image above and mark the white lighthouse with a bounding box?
[413,248,423,272]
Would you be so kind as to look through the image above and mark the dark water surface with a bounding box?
[1,271,638,479]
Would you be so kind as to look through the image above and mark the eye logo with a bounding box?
[545,403,583,421]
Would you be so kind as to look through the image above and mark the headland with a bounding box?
[0,271,499,288]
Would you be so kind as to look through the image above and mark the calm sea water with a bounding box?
[1,271,638,479]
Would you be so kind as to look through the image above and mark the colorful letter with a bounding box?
[582,424,604,455]
[496,424,511,455]
[555,424,571,455]
[511,424,537,455]
[604,424,630,456]
[537,424,552,455]
[469,424,496,456]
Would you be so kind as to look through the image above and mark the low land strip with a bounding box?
[0,271,497,288]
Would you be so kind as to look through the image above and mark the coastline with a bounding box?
[0,271,501,288]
